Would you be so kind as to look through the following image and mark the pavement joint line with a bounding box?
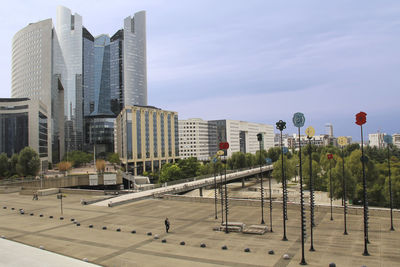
[133,248,267,267]
[272,210,328,267]
[94,212,212,264]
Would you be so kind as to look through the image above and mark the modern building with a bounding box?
[393,133,400,148]
[287,134,338,149]
[207,120,274,157]
[0,98,49,171]
[11,18,62,163]
[11,6,148,161]
[115,106,179,175]
[178,118,217,161]
[368,132,385,148]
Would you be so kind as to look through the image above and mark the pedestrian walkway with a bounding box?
[93,165,273,207]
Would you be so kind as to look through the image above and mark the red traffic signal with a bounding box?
[327,153,333,160]
[355,111,367,126]
[219,142,229,150]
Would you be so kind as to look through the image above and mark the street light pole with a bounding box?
[356,111,369,256]
[293,112,307,265]
[276,120,287,241]
[384,135,395,231]
[305,126,316,252]
[328,155,333,221]
[342,146,348,235]
[257,133,265,225]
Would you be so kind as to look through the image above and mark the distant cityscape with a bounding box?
[0,5,399,176]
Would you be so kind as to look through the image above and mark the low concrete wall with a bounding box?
[0,186,21,194]
[60,188,106,196]
[38,188,59,196]
[162,194,400,218]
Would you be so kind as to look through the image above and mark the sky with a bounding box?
[0,0,399,141]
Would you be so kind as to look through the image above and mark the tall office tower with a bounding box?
[325,123,333,137]
[11,6,148,161]
[123,12,147,107]
[11,19,59,162]
[53,6,84,153]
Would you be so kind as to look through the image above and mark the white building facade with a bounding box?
[208,120,274,157]
[178,118,217,161]
[368,133,385,148]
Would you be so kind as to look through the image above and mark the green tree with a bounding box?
[266,147,281,162]
[64,151,92,167]
[177,157,200,178]
[9,153,19,177]
[272,156,296,184]
[159,163,183,183]
[16,147,40,177]
[245,153,256,168]
[108,153,120,165]
[227,152,246,169]
[0,153,9,177]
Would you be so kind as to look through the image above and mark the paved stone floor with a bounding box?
[0,192,399,266]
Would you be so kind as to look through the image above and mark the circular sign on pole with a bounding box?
[212,157,218,163]
[305,126,315,138]
[384,135,393,144]
[327,153,333,160]
[219,142,229,150]
[355,111,367,126]
[338,136,348,147]
[293,112,305,128]
[217,150,224,156]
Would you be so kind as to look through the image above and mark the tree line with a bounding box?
[0,147,41,178]
[271,143,400,208]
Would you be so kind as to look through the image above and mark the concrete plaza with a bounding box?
[0,192,399,266]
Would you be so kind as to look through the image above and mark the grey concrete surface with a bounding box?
[0,192,399,267]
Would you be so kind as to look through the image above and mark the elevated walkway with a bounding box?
[92,165,273,207]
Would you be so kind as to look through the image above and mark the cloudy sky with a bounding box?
[1,1,399,140]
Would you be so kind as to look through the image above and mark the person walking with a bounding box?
[165,218,170,233]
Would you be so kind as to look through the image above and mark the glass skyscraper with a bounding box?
[11,6,148,161]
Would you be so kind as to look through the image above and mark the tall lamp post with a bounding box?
[356,111,369,256]
[266,158,273,232]
[384,135,395,231]
[327,153,334,221]
[213,156,218,220]
[293,112,307,265]
[257,133,265,225]
[276,120,288,241]
[338,136,349,235]
[306,126,316,252]
[217,150,225,225]
[219,142,229,234]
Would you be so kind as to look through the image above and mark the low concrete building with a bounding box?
[393,133,400,148]
[368,132,385,148]
[115,105,179,175]
[0,98,49,171]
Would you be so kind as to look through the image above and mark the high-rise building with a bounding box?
[115,106,178,175]
[11,6,148,161]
